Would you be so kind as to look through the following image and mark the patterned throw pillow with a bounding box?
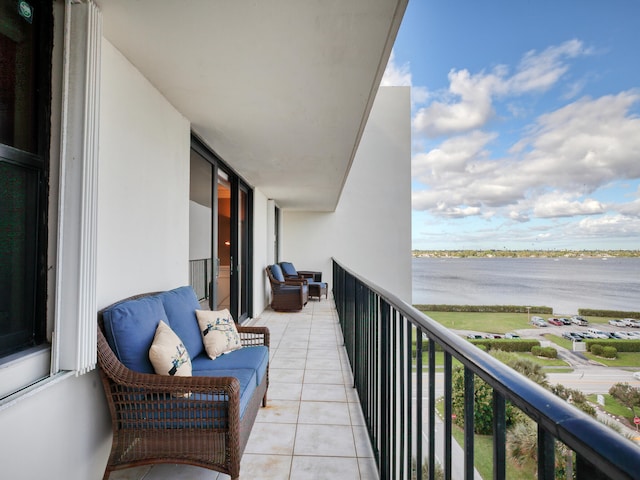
[196,309,242,359]
[148,320,192,376]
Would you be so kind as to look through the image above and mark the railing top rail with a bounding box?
[333,258,640,479]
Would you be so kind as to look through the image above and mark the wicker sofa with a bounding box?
[97,286,269,480]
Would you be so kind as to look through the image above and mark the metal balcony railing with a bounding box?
[332,259,640,480]
[189,258,212,302]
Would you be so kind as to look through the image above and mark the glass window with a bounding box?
[0,0,51,358]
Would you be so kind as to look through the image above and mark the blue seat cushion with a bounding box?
[191,346,269,386]
[102,296,167,374]
[270,264,286,282]
[193,368,257,419]
[156,286,204,359]
[278,284,307,295]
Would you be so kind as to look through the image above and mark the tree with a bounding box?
[451,366,525,435]
[609,382,640,414]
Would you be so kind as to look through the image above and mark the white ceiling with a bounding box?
[96,0,407,211]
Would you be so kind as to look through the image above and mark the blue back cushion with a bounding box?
[102,296,167,373]
[279,262,297,276]
[270,264,285,282]
[156,286,204,359]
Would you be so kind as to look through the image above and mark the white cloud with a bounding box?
[412,130,497,181]
[506,39,589,94]
[381,50,412,87]
[412,90,640,223]
[533,193,605,218]
[577,214,640,237]
[412,40,592,138]
[513,91,640,191]
[617,198,640,217]
[412,69,497,136]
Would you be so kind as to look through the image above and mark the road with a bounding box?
[547,367,640,394]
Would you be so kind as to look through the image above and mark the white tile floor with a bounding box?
[108,297,378,480]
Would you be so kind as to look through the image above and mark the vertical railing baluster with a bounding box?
[391,309,397,479]
[428,338,436,480]
[406,321,413,479]
[464,368,475,480]
[538,426,555,480]
[416,330,423,480]
[493,391,506,480]
[398,312,406,478]
[380,299,389,480]
[444,352,452,480]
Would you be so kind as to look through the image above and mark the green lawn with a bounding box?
[423,311,532,333]
[583,351,640,367]
[543,333,572,350]
[513,351,569,367]
[587,393,637,423]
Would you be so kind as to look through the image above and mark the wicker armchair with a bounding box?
[266,264,309,311]
[97,293,269,480]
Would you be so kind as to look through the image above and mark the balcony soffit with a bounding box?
[96,0,407,211]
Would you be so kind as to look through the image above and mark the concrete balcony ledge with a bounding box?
[108,297,378,480]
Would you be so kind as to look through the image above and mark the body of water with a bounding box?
[412,256,640,315]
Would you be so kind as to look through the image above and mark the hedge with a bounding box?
[590,344,617,358]
[578,308,640,319]
[470,339,539,352]
[531,346,558,358]
[415,304,552,314]
[585,340,640,352]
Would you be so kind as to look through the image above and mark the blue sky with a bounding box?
[382,1,640,250]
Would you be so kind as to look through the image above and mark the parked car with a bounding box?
[486,334,502,339]
[633,371,640,380]
[505,332,520,339]
[626,331,640,339]
[531,316,547,327]
[615,331,635,339]
[571,315,588,326]
[559,317,572,325]
[547,317,563,326]
[466,333,484,339]
[609,319,627,327]
[562,332,582,341]
[587,328,609,339]
[625,319,640,328]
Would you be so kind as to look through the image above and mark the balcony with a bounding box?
[109,295,377,480]
[108,260,639,480]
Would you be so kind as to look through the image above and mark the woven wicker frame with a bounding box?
[265,266,309,311]
[97,293,269,480]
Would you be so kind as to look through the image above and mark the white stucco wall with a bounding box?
[252,188,271,315]
[97,41,191,308]
[0,35,193,480]
[281,87,412,303]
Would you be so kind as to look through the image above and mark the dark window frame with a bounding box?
[190,134,254,323]
[0,0,53,357]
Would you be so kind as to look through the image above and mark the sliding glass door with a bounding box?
[189,137,252,322]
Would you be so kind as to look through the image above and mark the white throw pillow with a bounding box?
[148,320,192,376]
[196,309,242,359]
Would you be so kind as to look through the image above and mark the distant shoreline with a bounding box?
[413,249,640,259]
